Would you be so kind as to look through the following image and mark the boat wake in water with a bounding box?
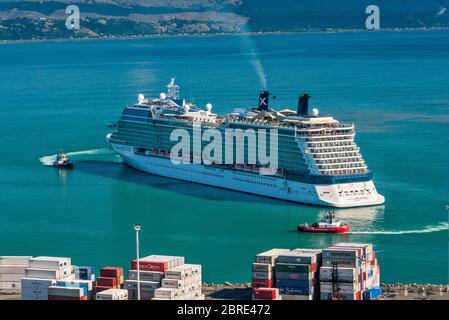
[39,149,113,166]
[349,222,448,235]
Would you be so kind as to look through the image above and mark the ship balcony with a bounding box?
[315,158,365,165]
[296,130,355,138]
[320,168,369,175]
[306,141,356,148]
[296,122,354,130]
[303,135,355,142]
[319,164,368,171]
[311,152,362,160]
[307,146,360,154]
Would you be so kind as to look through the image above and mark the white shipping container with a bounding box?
[0,281,21,290]
[0,256,32,266]
[125,279,160,291]
[319,267,358,282]
[25,267,72,280]
[29,257,71,270]
[96,289,128,300]
[252,263,272,273]
[165,265,193,280]
[334,243,373,255]
[161,278,183,289]
[56,279,94,291]
[154,287,179,299]
[0,273,25,281]
[0,265,27,274]
[128,270,164,282]
[320,282,360,294]
[255,249,290,265]
[251,272,272,280]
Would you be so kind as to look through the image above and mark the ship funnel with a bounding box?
[297,93,311,116]
[258,91,270,111]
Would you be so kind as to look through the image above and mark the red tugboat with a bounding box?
[53,152,74,169]
[297,211,350,234]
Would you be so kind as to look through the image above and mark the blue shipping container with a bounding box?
[276,279,314,289]
[278,286,314,295]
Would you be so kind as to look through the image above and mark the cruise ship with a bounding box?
[107,79,384,208]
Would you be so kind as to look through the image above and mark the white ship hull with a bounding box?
[110,142,385,208]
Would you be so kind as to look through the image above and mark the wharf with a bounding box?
[2,284,448,301]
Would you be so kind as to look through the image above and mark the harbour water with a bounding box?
[0,30,448,284]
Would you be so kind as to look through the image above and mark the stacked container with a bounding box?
[252,249,289,290]
[21,256,74,300]
[153,264,204,300]
[126,255,183,300]
[95,267,124,294]
[275,249,322,300]
[0,256,32,294]
[319,243,381,300]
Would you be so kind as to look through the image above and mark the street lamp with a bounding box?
[133,224,141,301]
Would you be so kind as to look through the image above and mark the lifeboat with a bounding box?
[297,211,350,234]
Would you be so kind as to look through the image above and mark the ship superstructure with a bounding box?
[107,79,384,207]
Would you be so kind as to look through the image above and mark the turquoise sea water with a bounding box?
[0,31,448,284]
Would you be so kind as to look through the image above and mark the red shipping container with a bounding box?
[94,285,112,294]
[100,267,123,278]
[355,291,361,301]
[131,260,169,272]
[311,263,317,273]
[97,276,117,287]
[252,279,272,288]
[252,288,278,300]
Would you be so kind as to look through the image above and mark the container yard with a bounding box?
[0,243,447,301]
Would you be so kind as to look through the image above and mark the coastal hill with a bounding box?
[1,0,449,40]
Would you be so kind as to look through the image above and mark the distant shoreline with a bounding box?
[1,27,449,45]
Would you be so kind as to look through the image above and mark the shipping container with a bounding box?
[48,286,84,297]
[96,289,128,300]
[251,279,272,288]
[276,279,315,289]
[0,273,25,281]
[28,257,71,270]
[128,270,164,282]
[0,265,27,274]
[25,267,72,280]
[161,278,183,289]
[154,287,179,299]
[125,279,160,291]
[0,256,32,266]
[320,282,359,294]
[275,272,313,281]
[278,286,314,295]
[96,276,117,287]
[319,267,358,282]
[275,263,311,273]
[75,266,95,281]
[278,252,317,265]
[255,249,290,265]
[251,271,272,280]
[252,288,279,300]
[281,294,313,300]
[252,263,272,273]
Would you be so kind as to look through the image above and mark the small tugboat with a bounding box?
[297,211,350,234]
[53,152,74,169]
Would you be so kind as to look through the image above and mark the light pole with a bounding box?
[133,224,141,301]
